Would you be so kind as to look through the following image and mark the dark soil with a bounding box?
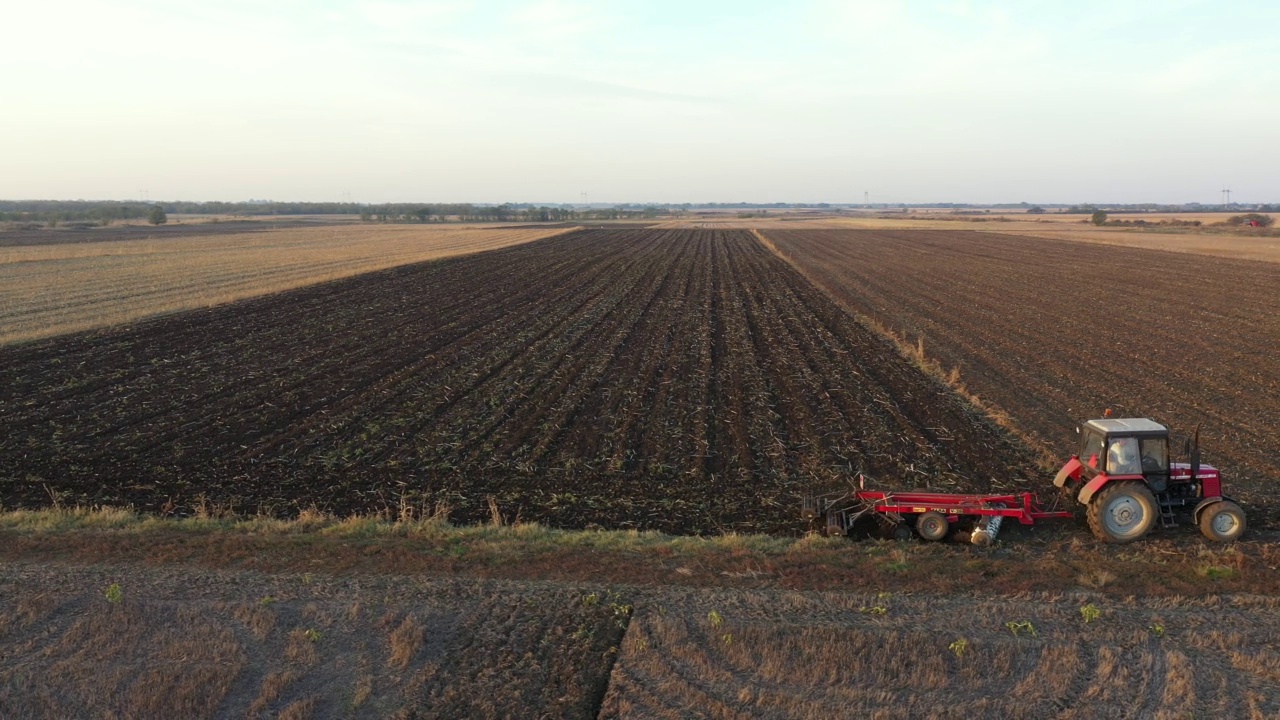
[0,229,1037,533]
[767,228,1280,526]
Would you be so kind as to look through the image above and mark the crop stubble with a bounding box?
[0,229,1036,533]
[0,224,568,345]
[0,563,626,719]
[764,228,1280,524]
[601,588,1280,719]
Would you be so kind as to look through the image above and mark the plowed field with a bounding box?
[0,229,1036,533]
[764,229,1280,524]
[0,224,569,345]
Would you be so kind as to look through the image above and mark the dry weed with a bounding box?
[352,674,374,708]
[247,670,297,716]
[1078,569,1118,589]
[232,604,277,642]
[284,628,321,666]
[277,696,317,720]
[388,615,426,669]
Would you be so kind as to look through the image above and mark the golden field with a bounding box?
[0,224,571,345]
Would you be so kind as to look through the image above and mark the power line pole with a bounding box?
[1222,187,1231,205]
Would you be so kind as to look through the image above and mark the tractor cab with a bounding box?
[1054,416,1243,543]
[1076,418,1171,490]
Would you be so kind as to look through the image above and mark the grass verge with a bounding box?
[1,505,1275,598]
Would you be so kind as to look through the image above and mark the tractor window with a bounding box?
[1107,437,1141,475]
[1140,438,1168,474]
[1080,432,1105,468]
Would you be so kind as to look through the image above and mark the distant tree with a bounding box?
[148,205,168,225]
[1091,210,1108,226]
[1027,206,1046,214]
[1228,213,1274,227]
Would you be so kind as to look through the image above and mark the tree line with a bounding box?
[1064,203,1280,214]
[0,200,666,225]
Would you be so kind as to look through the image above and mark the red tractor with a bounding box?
[1053,417,1246,543]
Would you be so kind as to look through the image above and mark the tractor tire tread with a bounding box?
[1087,482,1157,544]
[1198,500,1246,542]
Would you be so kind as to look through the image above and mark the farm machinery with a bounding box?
[804,416,1247,544]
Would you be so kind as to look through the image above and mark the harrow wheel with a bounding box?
[1087,482,1157,543]
[915,511,950,542]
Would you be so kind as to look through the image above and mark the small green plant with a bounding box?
[1150,622,1166,638]
[304,628,322,643]
[708,610,723,628]
[884,559,909,573]
[582,592,600,607]
[859,605,888,615]
[259,595,277,607]
[722,633,734,645]
[104,583,123,605]
[949,638,969,658]
[1198,565,1235,581]
[1080,603,1102,624]
[1006,620,1037,638]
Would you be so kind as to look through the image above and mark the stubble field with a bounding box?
[5,552,1277,720]
[0,224,570,345]
[602,586,1280,719]
[0,562,628,719]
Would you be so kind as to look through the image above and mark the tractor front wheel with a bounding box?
[1199,501,1246,542]
[1087,482,1157,543]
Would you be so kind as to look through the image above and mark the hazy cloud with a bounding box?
[2,0,1277,203]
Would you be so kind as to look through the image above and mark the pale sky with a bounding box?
[3,0,1278,204]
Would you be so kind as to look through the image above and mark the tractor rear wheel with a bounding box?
[916,512,949,541]
[1199,501,1246,542]
[1087,482,1157,543]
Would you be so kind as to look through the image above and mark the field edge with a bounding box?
[1,506,1274,598]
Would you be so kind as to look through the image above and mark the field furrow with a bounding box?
[765,228,1280,523]
[0,229,1036,532]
